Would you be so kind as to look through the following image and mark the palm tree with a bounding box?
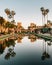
[10,11,16,25]
[5,8,10,15]
[40,7,49,25]
[5,9,16,24]
[5,8,10,21]
[40,7,44,25]
[11,11,16,20]
[46,9,49,24]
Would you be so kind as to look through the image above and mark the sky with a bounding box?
[0,0,52,28]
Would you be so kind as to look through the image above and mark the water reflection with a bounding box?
[0,38,16,60]
[0,40,6,54]
[0,34,52,65]
[41,40,50,60]
[17,34,23,43]
[28,34,37,42]
[5,47,16,60]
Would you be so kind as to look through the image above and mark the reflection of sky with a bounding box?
[0,37,52,65]
[0,0,52,28]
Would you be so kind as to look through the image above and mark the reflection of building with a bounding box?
[17,34,23,43]
[30,39,36,42]
[17,38,22,43]
[28,34,37,42]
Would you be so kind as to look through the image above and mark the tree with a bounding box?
[0,16,5,26]
[10,11,16,25]
[5,8,10,20]
[5,8,16,27]
[11,11,16,20]
[11,20,15,24]
[40,7,44,25]
[46,9,49,22]
[5,21,11,33]
[0,16,5,33]
[47,20,51,24]
[40,7,49,25]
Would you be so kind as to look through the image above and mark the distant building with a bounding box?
[28,23,36,32]
[17,22,24,33]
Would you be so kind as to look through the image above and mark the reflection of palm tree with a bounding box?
[0,44,4,54]
[41,40,50,61]
[5,48,16,60]
[5,53,10,60]
[8,48,14,52]
[47,41,51,46]
[11,51,16,57]
[6,39,15,47]
[46,53,50,59]
[41,52,50,60]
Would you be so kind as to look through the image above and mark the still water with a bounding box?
[0,34,52,65]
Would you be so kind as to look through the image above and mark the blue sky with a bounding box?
[0,0,52,28]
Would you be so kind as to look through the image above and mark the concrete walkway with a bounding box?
[34,33,52,41]
[0,33,14,41]
[0,33,52,41]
